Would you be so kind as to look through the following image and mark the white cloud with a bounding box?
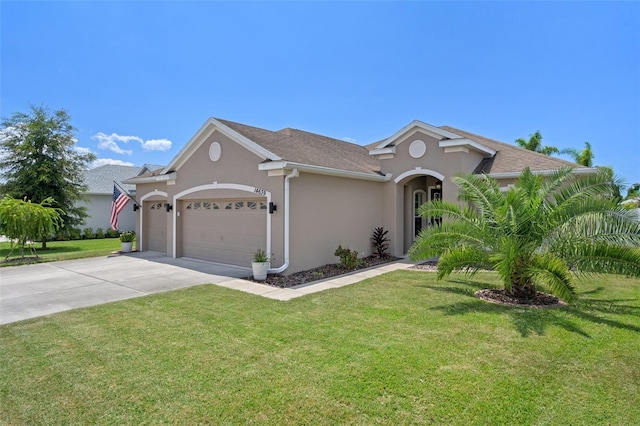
[74,146,93,155]
[92,132,137,155]
[142,138,172,151]
[92,132,172,154]
[342,136,357,143]
[92,158,135,168]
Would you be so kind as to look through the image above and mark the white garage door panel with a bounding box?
[146,201,167,252]
[181,199,266,266]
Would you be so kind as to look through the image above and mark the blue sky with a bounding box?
[2,1,639,186]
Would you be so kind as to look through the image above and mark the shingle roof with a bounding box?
[140,164,164,174]
[219,119,583,176]
[439,125,581,174]
[217,119,381,175]
[83,165,140,194]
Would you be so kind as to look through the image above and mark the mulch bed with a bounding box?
[2,256,40,265]
[409,260,439,271]
[412,261,567,308]
[475,289,567,308]
[246,256,401,288]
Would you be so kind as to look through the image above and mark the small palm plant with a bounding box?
[408,167,640,302]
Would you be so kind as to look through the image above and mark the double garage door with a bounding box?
[181,198,267,267]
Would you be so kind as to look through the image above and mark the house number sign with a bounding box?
[254,187,266,196]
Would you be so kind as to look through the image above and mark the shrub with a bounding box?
[371,227,390,258]
[253,249,272,263]
[119,231,135,242]
[83,227,94,239]
[68,228,81,240]
[54,231,67,241]
[334,245,363,269]
[95,228,105,239]
[106,228,120,238]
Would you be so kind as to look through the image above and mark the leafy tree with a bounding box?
[0,196,63,258]
[558,143,624,201]
[408,168,640,302]
[0,105,95,248]
[594,165,624,202]
[515,131,559,155]
[626,183,640,200]
[561,141,594,167]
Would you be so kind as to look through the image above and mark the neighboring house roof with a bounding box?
[439,126,587,176]
[83,165,141,194]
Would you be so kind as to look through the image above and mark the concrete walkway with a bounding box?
[0,252,414,324]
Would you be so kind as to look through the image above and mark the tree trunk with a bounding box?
[508,280,537,300]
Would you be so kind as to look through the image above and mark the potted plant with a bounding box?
[119,231,135,253]
[251,249,271,281]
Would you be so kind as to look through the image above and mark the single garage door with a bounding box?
[145,201,167,252]
[181,198,267,266]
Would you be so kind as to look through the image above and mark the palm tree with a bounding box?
[561,141,594,167]
[408,168,640,302]
[515,131,559,156]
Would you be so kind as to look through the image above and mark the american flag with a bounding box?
[110,185,130,230]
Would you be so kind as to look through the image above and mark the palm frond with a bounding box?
[436,246,492,280]
[408,221,491,261]
[547,207,640,253]
[527,253,576,302]
[452,174,503,223]
[568,244,640,277]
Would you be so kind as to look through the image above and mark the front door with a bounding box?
[430,188,442,226]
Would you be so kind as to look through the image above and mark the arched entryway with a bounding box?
[394,169,444,253]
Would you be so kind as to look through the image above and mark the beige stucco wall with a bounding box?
[377,130,486,256]
[288,172,383,273]
[131,126,498,273]
[133,129,286,264]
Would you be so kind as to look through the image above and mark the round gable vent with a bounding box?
[409,140,426,158]
[209,142,222,162]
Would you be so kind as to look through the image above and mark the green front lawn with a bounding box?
[0,238,122,266]
[1,271,639,424]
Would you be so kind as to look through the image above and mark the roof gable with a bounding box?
[371,120,495,157]
[374,120,462,149]
[162,118,282,174]
[439,125,590,175]
[204,119,380,175]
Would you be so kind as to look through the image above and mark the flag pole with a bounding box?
[113,180,138,207]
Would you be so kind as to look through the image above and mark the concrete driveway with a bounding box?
[0,251,252,324]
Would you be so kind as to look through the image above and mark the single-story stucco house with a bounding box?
[123,118,592,274]
[79,164,162,232]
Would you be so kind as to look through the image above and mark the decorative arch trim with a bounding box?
[172,183,272,260]
[140,190,168,201]
[394,168,445,184]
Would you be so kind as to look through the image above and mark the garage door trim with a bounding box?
[139,190,168,252]
[172,183,272,260]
